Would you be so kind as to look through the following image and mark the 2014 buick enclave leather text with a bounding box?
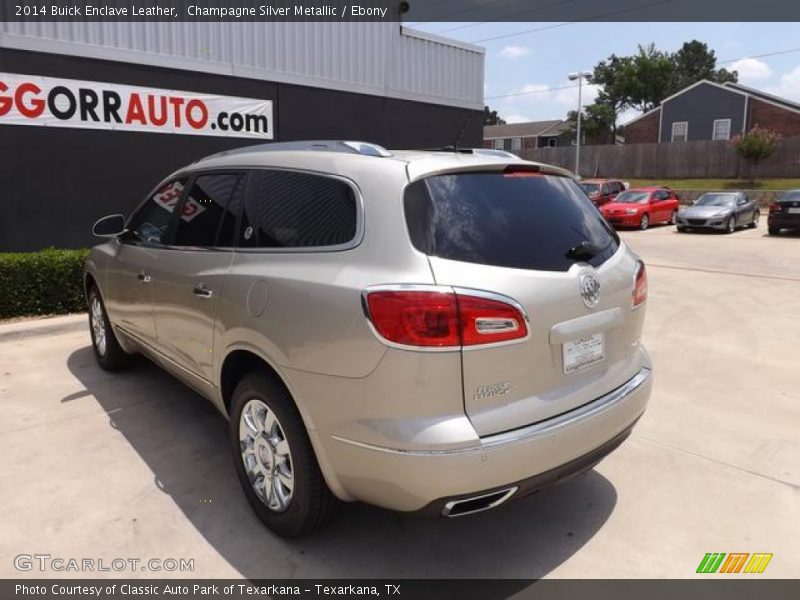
[84,141,652,536]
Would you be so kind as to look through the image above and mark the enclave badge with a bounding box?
[580,273,601,308]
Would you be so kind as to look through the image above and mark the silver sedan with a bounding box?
[676,192,760,233]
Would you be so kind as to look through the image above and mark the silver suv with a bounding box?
[85,141,652,536]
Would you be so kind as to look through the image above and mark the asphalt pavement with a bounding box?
[0,220,797,579]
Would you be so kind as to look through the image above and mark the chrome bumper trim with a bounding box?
[331,366,651,457]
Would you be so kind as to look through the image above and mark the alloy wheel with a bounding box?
[728,217,735,233]
[90,295,107,357]
[239,399,294,512]
[639,214,649,230]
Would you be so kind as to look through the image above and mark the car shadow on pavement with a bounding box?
[65,345,618,579]
[763,230,800,238]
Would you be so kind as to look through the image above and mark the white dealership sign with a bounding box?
[0,72,273,139]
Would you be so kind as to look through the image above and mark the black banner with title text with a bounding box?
[2,0,800,22]
[5,579,800,600]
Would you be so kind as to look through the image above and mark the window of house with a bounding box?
[511,137,522,151]
[493,139,504,150]
[712,119,731,141]
[239,170,358,249]
[671,121,688,142]
[548,138,557,147]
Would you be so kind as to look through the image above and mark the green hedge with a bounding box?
[0,248,90,318]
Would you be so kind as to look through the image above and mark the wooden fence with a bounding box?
[520,136,800,179]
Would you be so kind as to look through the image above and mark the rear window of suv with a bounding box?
[404,171,619,272]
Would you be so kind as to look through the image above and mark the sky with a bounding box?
[409,21,800,125]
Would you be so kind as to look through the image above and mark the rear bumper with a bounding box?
[324,362,652,512]
[768,214,800,229]
[420,420,636,516]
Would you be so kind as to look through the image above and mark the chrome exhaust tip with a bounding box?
[441,486,518,517]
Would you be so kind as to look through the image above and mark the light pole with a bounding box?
[568,71,592,177]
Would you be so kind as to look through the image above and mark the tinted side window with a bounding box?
[216,174,247,247]
[173,173,245,247]
[405,172,619,272]
[239,170,357,248]
[124,178,188,246]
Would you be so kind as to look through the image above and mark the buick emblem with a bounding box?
[580,273,601,308]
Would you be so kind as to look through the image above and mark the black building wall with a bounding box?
[1,48,482,251]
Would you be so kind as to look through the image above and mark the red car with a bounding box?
[578,178,626,206]
[599,187,680,230]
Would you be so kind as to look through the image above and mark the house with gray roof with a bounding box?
[624,79,800,144]
[483,120,570,154]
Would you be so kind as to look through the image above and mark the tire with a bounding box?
[670,210,678,225]
[677,226,687,233]
[726,216,736,234]
[230,372,339,537]
[639,214,649,231]
[768,227,780,236]
[88,287,132,371]
[749,211,760,228]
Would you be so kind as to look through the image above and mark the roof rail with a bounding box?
[203,140,392,162]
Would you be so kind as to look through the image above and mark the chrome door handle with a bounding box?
[137,271,151,283]
[193,283,213,298]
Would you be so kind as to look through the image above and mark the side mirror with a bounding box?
[92,214,126,238]
[737,199,748,206]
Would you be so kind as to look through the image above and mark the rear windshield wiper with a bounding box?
[565,240,604,260]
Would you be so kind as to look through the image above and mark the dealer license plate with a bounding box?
[788,207,800,214]
[563,333,605,374]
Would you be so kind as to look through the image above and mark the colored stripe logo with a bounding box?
[697,553,773,574]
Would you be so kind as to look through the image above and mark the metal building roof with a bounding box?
[0,22,484,109]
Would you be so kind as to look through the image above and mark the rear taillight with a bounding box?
[457,294,528,345]
[364,287,528,348]
[364,290,460,347]
[633,260,647,308]
[769,203,782,214]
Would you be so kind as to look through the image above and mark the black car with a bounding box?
[769,189,800,235]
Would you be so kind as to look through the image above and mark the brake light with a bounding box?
[769,203,782,214]
[364,288,528,348]
[365,290,460,347]
[633,260,647,308]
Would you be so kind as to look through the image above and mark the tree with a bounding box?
[581,40,740,139]
[669,41,738,95]
[484,105,506,126]
[589,54,637,137]
[566,101,617,145]
[627,43,676,112]
[732,127,780,184]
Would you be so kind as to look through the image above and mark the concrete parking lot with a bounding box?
[1,221,798,579]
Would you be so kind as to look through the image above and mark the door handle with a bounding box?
[137,271,151,283]
[193,283,213,298]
